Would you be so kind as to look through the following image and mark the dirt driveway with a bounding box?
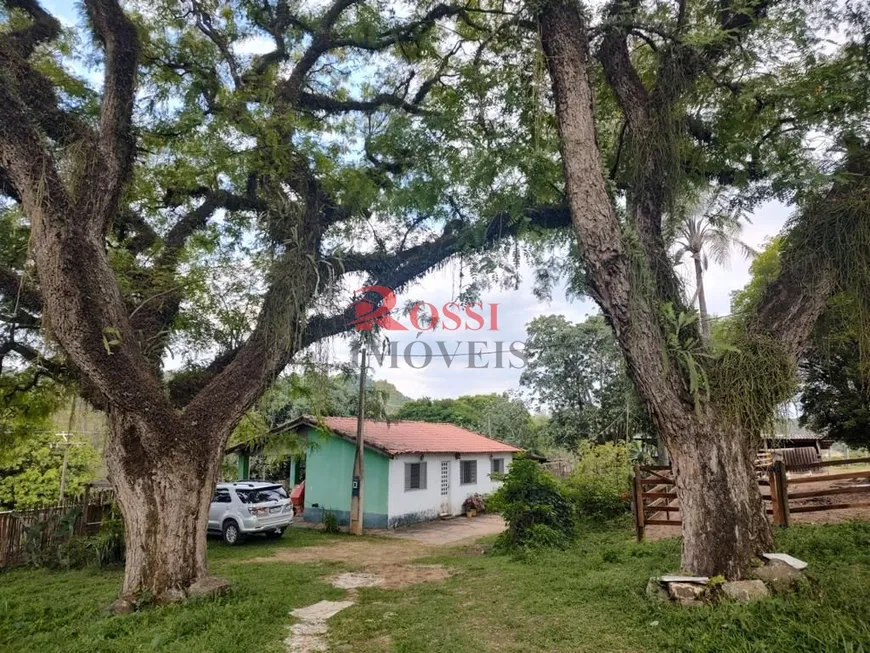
[374,513,506,545]
[245,514,504,589]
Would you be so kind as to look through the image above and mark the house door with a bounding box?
[440,460,451,515]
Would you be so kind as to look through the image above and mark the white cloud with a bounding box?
[232,36,276,56]
[353,260,596,399]
[362,200,791,399]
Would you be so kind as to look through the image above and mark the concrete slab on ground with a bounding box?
[373,514,505,545]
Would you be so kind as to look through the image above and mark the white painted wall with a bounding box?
[387,453,512,527]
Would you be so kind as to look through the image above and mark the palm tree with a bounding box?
[672,193,756,338]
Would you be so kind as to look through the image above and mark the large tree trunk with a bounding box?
[535,0,864,576]
[536,0,774,577]
[666,421,772,577]
[105,412,224,600]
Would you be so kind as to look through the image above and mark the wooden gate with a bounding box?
[631,465,680,541]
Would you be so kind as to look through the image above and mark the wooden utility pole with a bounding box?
[350,346,367,535]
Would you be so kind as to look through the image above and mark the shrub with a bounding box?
[566,442,631,518]
[322,509,340,534]
[88,507,125,568]
[488,456,576,551]
[55,535,93,569]
[21,504,125,569]
[21,506,81,568]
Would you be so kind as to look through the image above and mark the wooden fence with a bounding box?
[764,457,870,527]
[632,457,870,541]
[0,488,115,568]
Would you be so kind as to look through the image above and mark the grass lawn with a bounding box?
[1,520,868,652]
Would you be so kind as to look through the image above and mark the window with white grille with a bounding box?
[404,462,427,491]
[460,460,477,485]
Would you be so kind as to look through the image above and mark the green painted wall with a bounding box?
[303,426,389,516]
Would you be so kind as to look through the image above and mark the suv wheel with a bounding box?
[222,520,244,545]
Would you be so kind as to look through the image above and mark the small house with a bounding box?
[227,416,520,528]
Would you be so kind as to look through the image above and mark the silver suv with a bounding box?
[208,481,293,545]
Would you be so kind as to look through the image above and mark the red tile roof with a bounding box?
[304,416,522,456]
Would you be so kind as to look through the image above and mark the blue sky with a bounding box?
[42,0,77,25]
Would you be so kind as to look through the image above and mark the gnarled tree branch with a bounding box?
[0,266,42,313]
[749,143,870,360]
[82,0,140,236]
[0,0,60,57]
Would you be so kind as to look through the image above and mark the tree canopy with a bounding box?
[230,368,408,442]
[396,392,542,449]
[520,314,651,448]
[0,0,575,418]
[0,429,98,510]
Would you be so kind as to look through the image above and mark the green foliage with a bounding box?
[53,534,94,570]
[21,506,81,568]
[0,369,70,462]
[723,232,870,443]
[521,314,653,448]
[89,507,126,569]
[709,334,796,438]
[725,238,784,328]
[3,0,573,462]
[565,442,632,519]
[18,505,125,570]
[800,292,870,448]
[707,574,726,589]
[372,380,411,416]
[226,368,402,477]
[0,430,99,511]
[659,302,792,433]
[395,392,541,449]
[321,509,340,534]
[658,303,717,411]
[244,368,397,430]
[489,456,576,551]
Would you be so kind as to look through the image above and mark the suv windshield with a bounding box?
[235,486,288,504]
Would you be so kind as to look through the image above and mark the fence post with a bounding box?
[775,460,790,528]
[76,485,91,536]
[632,465,645,542]
[768,464,782,526]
